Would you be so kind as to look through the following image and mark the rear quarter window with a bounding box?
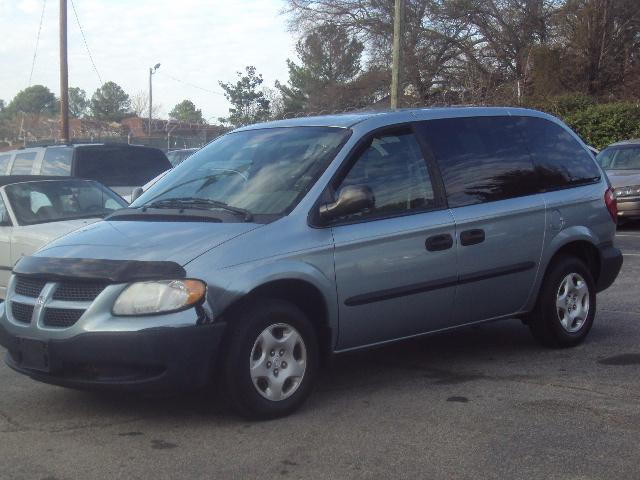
[10,152,37,174]
[42,147,73,175]
[515,116,601,190]
[0,154,12,174]
[74,147,171,186]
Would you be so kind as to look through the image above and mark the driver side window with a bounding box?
[335,131,435,221]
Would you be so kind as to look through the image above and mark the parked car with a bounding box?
[166,148,198,167]
[0,108,622,419]
[0,176,127,299]
[597,139,640,222]
[0,143,171,201]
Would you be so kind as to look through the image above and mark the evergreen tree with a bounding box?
[219,66,270,127]
[90,81,131,121]
[7,85,57,114]
[169,99,205,124]
[276,23,364,114]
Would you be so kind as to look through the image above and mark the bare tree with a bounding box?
[131,91,162,118]
[554,0,640,98]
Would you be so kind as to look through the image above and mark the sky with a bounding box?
[0,0,297,121]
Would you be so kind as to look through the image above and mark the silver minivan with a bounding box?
[0,108,623,418]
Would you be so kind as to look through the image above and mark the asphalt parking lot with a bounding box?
[1,225,640,480]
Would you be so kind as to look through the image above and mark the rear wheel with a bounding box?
[222,298,319,419]
[529,255,596,348]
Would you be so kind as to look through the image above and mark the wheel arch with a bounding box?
[525,234,602,314]
[214,263,338,365]
[548,240,601,283]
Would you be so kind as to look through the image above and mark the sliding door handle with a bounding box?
[425,233,453,252]
[460,229,485,246]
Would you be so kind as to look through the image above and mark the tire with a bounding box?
[529,255,596,348]
[222,298,319,419]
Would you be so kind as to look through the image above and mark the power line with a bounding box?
[27,0,47,86]
[70,0,103,85]
[157,71,226,97]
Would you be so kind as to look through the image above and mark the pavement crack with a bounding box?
[600,309,640,316]
[43,416,146,433]
[500,376,640,401]
[0,408,27,432]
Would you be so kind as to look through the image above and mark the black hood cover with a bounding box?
[13,256,186,283]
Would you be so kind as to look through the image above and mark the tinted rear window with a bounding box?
[514,116,601,189]
[42,147,73,175]
[11,152,37,174]
[0,154,11,174]
[418,116,537,207]
[74,147,171,186]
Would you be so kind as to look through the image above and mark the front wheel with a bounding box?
[222,299,319,419]
[529,255,596,348]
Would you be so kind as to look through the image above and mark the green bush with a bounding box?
[526,95,640,149]
[562,103,640,149]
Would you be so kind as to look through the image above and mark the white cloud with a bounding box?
[0,0,297,120]
[18,0,41,14]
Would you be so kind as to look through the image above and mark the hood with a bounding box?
[605,169,640,188]
[36,219,263,265]
[11,218,102,259]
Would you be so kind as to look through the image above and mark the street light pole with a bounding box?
[148,63,160,137]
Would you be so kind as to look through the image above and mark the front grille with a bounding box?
[9,276,104,328]
[53,282,108,302]
[11,302,34,324]
[43,308,84,328]
[14,276,46,298]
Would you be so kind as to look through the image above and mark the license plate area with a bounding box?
[15,338,50,372]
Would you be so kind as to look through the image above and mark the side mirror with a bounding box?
[319,185,374,221]
[131,187,144,202]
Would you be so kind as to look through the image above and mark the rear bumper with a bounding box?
[596,242,623,292]
[617,198,640,220]
[0,321,226,391]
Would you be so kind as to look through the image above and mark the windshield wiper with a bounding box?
[143,197,253,221]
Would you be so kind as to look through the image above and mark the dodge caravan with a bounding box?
[0,108,623,418]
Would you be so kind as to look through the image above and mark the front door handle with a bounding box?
[425,233,453,252]
[460,229,485,246]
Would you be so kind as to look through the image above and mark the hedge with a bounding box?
[526,95,640,150]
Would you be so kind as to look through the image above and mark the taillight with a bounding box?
[604,188,618,224]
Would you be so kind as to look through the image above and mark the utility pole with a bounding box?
[59,0,69,143]
[148,63,160,137]
[390,0,404,109]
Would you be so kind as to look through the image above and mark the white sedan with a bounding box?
[0,176,128,298]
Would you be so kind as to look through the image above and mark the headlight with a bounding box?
[113,279,206,316]
[614,185,640,198]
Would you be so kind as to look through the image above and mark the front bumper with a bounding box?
[0,256,228,391]
[0,320,226,391]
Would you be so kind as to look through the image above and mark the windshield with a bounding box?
[167,149,197,167]
[6,179,127,225]
[133,126,350,218]
[597,146,640,170]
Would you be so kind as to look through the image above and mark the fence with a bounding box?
[22,132,220,152]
